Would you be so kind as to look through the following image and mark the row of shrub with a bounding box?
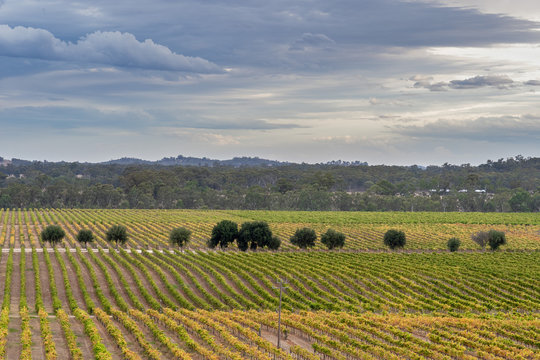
[208,220,349,251]
[39,223,506,253]
[384,229,507,252]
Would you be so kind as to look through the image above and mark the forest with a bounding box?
[0,155,538,212]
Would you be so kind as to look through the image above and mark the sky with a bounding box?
[0,0,539,166]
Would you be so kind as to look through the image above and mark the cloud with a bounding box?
[392,115,540,142]
[313,135,356,144]
[410,76,448,91]
[188,119,301,130]
[289,33,335,51]
[449,75,514,89]
[411,74,515,91]
[199,133,241,146]
[0,105,303,133]
[0,25,222,73]
[0,106,152,131]
[524,80,540,86]
[155,118,302,131]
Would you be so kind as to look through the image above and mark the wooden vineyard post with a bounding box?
[273,278,288,352]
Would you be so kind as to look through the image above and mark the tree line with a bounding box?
[0,156,538,212]
[39,221,506,253]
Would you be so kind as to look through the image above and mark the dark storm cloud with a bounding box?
[392,115,540,142]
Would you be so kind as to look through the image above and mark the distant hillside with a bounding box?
[2,155,368,168]
[101,155,290,167]
[0,155,537,212]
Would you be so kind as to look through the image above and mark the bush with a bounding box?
[169,227,191,248]
[267,236,281,250]
[383,229,406,250]
[76,229,94,248]
[321,229,346,250]
[447,237,460,252]
[208,220,238,249]
[105,225,128,247]
[471,231,489,249]
[290,227,317,249]
[488,230,506,251]
[237,221,273,251]
[41,225,65,247]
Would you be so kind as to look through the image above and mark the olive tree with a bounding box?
[488,230,506,251]
[383,229,406,250]
[106,225,128,247]
[76,229,94,248]
[208,220,238,249]
[447,237,460,252]
[170,227,191,248]
[41,225,65,247]
[237,221,273,251]
[267,236,281,250]
[321,229,346,250]
[290,227,317,249]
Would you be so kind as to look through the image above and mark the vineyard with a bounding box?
[0,208,539,250]
[0,208,538,359]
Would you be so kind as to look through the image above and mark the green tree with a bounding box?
[106,225,128,247]
[208,220,238,249]
[508,189,531,212]
[276,178,294,194]
[447,237,460,252]
[41,225,66,247]
[237,221,273,251]
[488,230,506,251]
[267,236,281,250]
[76,229,94,248]
[375,180,396,195]
[321,229,346,250]
[169,227,191,248]
[290,227,317,249]
[383,229,406,250]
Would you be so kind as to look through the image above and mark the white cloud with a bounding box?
[199,133,241,146]
[0,25,222,73]
[313,135,356,144]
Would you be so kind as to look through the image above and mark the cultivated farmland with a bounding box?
[0,208,538,359]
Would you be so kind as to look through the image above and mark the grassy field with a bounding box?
[0,208,538,359]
